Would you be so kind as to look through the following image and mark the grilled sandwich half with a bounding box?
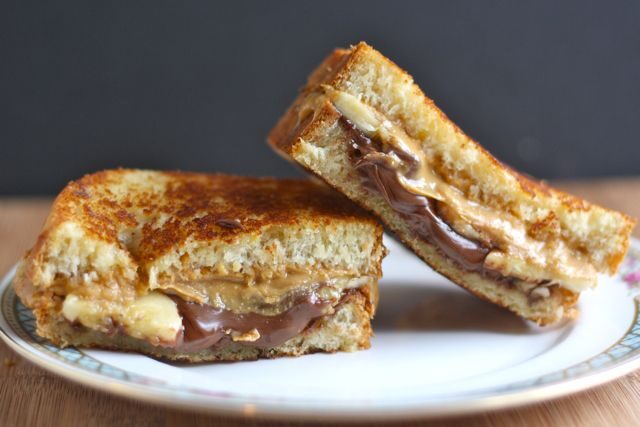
[14,169,385,361]
[268,42,635,325]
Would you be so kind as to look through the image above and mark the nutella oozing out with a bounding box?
[340,116,491,273]
[171,292,332,352]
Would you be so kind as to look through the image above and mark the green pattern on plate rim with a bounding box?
[3,243,640,400]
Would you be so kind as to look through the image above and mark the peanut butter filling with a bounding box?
[153,273,374,315]
[323,87,596,292]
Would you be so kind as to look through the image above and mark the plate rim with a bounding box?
[2,240,640,421]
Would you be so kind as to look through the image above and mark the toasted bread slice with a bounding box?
[14,169,385,361]
[268,42,635,325]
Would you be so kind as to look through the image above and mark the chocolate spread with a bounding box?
[171,292,332,352]
[340,117,491,273]
[215,218,243,229]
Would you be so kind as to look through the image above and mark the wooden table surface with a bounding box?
[1,178,639,427]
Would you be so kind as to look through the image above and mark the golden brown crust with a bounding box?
[28,169,378,264]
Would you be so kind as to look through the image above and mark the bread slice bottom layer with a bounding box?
[30,291,373,362]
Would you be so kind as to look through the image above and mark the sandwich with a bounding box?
[14,169,385,361]
[268,42,635,325]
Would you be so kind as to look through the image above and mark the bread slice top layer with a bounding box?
[30,169,380,274]
[24,169,384,285]
[269,42,635,299]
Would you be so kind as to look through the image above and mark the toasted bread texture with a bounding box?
[268,42,635,325]
[14,169,385,360]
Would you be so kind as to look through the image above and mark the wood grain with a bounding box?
[1,179,639,427]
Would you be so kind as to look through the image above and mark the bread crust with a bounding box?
[268,42,635,324]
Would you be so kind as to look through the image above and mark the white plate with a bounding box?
[2,236,640,421]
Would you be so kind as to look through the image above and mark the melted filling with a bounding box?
[324,87,596,292]
[343,116,491,273]
[171,290,335,352]
[62,282,372,351]
[154,273,371,315]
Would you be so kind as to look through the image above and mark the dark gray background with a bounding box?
[2,1,639,195]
